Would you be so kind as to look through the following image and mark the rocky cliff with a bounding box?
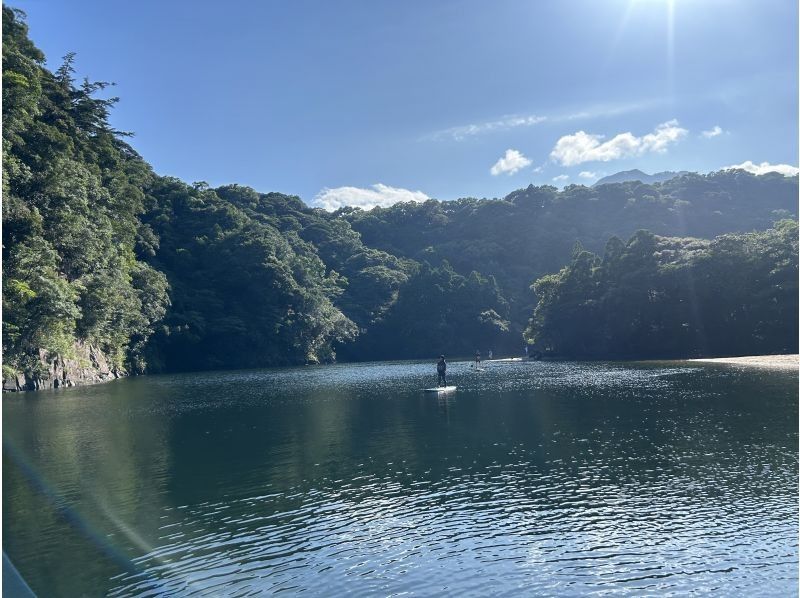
[2,342,125,392]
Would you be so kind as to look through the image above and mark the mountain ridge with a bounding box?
[594,169,690,186]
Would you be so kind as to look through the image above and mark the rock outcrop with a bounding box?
[2,342,125,392]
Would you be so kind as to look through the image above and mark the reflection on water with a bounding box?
[3,360,798,596]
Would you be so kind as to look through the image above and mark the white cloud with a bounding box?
[423,99,666,142]
[578,171,598,179]
[722,160,799,176]
[552,174,569,182]
[558,98,667,122]
[701,125,723,138]
[427,114,547,141]
[312,183,430,211]
[490,149,532,176]
[550,120,688,166]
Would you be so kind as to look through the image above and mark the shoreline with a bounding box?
[6,353,798,394]
[687,354,798,370]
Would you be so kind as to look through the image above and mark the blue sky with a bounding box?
[15,0,798,208]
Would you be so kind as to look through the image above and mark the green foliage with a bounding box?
[3,231,81,364]
[140,179,361,371]
[342,261,510,360]
[2,364,19,380]
[2,7,166,374]
[526,222,799,358]
[213,184,414,331]
[344,174,797,354]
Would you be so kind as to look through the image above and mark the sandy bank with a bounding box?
[688,354,798,370]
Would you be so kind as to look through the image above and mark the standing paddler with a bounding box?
[437,355,447,387]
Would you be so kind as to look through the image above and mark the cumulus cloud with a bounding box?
[312,184,430,211]
[579,171,598,179]
[701,125,723,138]
[722,161,799,176]
[552,174,569,182]
[490,149,532,176]
[550,120,688,166]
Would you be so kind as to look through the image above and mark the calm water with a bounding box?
[3,360,798,596]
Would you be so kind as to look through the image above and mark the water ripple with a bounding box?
[3,360,796,596]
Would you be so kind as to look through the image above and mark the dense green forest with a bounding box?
[343,172,797,348]
[2,8,169,378]
[140,180,413,371]
[2,7,797,384]
[526,222,798,358]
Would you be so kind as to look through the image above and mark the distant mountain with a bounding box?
[594,169,689,186]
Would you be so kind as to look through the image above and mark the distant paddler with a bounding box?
[474,350,481,369]
[437,355,448,387]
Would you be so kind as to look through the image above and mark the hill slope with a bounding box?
[342,172,797,354]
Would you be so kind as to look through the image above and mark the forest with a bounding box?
[2,7,798,383]
[526,222,798,359]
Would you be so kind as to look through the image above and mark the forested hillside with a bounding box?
[3,7,797,387]
[2,7,169,384]
[343,173,797,347]
[526,222,798,358]
[139,180,414,371]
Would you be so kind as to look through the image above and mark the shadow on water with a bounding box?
[3,360,798,596]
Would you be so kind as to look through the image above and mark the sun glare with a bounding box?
[607,0,678,94]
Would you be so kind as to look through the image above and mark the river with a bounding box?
[3,359,797,596]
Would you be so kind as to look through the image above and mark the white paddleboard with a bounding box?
[424,386,457,393]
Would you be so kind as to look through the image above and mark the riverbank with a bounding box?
[688,354,799,370]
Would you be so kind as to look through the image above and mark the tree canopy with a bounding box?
[3,7,168,376]
[525,222,798,359]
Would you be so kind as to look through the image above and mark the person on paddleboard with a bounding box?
[474,350,481,369]
[437,355,447,387]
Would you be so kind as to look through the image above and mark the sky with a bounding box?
[14,0,799,209]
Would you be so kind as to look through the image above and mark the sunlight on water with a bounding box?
[3,360,797,596]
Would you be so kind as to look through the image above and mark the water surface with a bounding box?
[4,360,798,596]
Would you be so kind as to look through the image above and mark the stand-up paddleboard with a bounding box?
[424,386,457,393]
